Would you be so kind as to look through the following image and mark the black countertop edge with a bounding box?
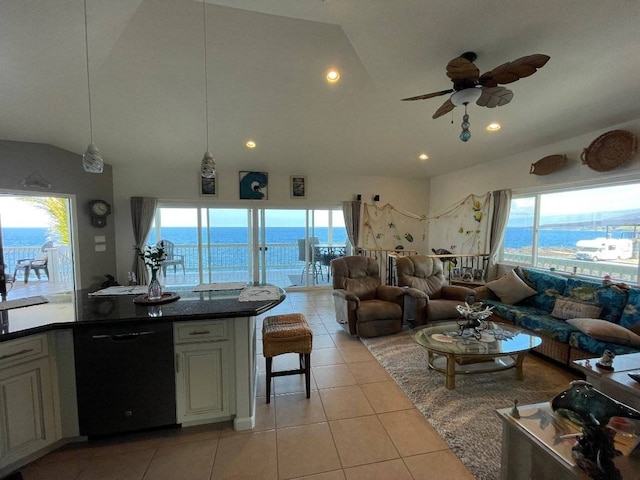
[0,286,286,342]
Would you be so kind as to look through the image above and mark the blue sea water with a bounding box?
[0,227,347,247]
[1,226,607,249]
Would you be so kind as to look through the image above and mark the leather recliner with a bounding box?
[331,256,405,338]
[396,255,475,327]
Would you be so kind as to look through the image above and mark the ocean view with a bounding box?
[1,226,612,249]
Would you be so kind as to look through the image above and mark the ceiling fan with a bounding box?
[402,51,550,141]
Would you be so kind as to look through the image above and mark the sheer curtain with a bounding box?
[131,196,158,284]
[487,189,512,280]
[341,201,361,254]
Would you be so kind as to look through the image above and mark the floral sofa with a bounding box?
[474,266,640,366]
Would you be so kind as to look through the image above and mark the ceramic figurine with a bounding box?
[510,399,520,419]
[596,350,615,371]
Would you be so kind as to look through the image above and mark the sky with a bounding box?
[0,197,49,227]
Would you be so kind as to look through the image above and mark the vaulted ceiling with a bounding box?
[1,0,639,178]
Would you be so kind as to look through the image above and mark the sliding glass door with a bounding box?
[153,205,347,289]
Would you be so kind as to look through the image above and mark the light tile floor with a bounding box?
[17,290,475,480]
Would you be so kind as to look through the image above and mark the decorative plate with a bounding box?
[133,292,180,305]
[529,154,568,175]
[581,129,638,172]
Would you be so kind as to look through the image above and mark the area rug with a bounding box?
[361,328,577,480]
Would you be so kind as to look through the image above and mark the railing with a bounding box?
[358,248,418,285]
[502,252,640,284]
[3,246,74,283]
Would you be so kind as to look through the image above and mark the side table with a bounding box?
[572,352,640,410]
[497,401,640,480]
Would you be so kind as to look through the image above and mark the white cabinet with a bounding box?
[174,321,233,425]
[0,334,56,469]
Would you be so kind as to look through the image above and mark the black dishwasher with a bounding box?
[73,322,176,437]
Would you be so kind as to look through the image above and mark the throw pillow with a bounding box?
[567,318,640,347]
[485,269,537,305]
[551,297,602,320]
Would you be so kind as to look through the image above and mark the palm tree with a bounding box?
[21,196,69,245]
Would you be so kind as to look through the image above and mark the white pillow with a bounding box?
[551,297,602,320]
[567,318,640,347]
[485,269,537,305]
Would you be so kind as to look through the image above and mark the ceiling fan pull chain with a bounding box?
[460,104,471,142]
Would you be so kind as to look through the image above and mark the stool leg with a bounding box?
[304,353,311,399]
[266,356,273,404]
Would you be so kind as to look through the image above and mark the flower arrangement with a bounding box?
[135,242,167,273]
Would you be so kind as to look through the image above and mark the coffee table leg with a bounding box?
[445,353,456,389]
[515,353,525,380]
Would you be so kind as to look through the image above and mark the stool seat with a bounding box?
[262,313,313,403]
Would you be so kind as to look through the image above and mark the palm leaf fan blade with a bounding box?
[401,89,454,101]
[432,98,455,119]
[446,57,479,81]
[476,87,513,108]
[479,54,550,86]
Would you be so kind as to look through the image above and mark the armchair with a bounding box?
[330,256,405,338]
[396,255,475,327]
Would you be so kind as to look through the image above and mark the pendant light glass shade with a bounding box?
[200,151,216,178]
[81,0,103,173]
[83,143,104,173]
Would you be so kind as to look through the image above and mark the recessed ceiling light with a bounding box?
[486,123,501,132]
[326,69,340,83]
[246,140,256,149]
[419,153,429,161]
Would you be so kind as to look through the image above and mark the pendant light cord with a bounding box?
[83,0,94,144]
[202,0,210,152]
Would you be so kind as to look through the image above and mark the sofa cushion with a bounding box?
[562,277,628,323]
[510,309,579,343]
[519,268,567,313]
[566,318,640,348]
[485,269,537,305]
[569,331,640,356]
[551,297,603,320]
[619,288,640,332]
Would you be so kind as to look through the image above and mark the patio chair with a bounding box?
[13,241,53,283]
[298,237,321,282]
[158,239,185,276]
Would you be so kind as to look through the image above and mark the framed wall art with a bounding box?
[200,175,217,196]
[239,171,268,200]
[290,175,306,199]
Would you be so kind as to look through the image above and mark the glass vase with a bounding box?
[147,269,163,301]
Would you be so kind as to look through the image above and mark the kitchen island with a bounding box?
[0,285,284,475]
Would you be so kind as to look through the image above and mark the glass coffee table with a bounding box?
[413,320,542,390]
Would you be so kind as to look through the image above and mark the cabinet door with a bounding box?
[175,342,230,424]
[0,358,55,464]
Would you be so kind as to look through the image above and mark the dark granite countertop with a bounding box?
[0,285,285,342]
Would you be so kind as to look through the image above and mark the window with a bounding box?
[146,205,347,289]
[501,183,640,284]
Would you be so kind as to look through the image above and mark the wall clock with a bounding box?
[89,200,111,227]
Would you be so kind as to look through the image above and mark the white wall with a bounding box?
[112,166,430,283]
[429,118,640,213]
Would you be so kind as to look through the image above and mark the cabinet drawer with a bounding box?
[175,321,228,343]
[0,334,48,368]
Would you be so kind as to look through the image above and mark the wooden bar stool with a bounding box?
[262,313,313,404]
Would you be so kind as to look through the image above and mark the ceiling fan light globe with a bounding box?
[459,130,471,142]
[451,87,483,107]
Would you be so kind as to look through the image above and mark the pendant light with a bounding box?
[199,0,216,179]
[81,0,104,173]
